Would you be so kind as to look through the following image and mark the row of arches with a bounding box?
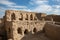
[17,28,37,35]
[11,13,37,20]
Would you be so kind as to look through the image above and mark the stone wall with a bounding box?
[0,18,6,40]
[0,18,5,35]
[44,23,60,40]
[47,15,60,22]
[4,10,60,40]
[5,10,46,40]
[12,21,45,40]
[52,15,60,22]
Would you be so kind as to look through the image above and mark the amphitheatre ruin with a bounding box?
[0,10,60,40]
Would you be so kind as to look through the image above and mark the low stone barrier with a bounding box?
[44,23,60,40]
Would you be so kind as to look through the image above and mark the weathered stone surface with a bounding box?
[5,10,46,40]
[0,10,60,40]
[44,23,60,40]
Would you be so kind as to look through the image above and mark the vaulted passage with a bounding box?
[33,28,37,33]
[17,28,22,35]
[19,13,23,20]
[24,29,28,34]
[11,13,16,20]
[30,14,33,20]
[25,14,28,20]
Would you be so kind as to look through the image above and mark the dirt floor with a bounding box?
[21,32,51,40]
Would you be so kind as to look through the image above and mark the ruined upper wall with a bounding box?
[47,15,60,22]
[4,10,60,22]
[5,10,47,21]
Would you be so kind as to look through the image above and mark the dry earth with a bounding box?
[21,32,51,40]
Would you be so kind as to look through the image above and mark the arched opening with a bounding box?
[8,28,11,33]
[19,13,23,20]
[33,28,37,33]
[11,13,16,20]
[30,14,33,20]
[25,14,28,20]
[34,17,37,20]
[17,28,22,35]
[24,29,28,34]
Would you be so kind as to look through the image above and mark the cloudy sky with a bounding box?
[0,0,60,18]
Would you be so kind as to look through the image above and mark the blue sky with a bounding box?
[0,0,60,18]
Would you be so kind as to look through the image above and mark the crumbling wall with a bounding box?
[52,15,60,22]
[44,23,60,40]
[47,15,60,22]
[5,10,46,40]
[0,18,6,40]
[5,21,13,40]
[0,19,4,27]
[0,19,3,40]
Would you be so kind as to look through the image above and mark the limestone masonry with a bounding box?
[0,10,60,40]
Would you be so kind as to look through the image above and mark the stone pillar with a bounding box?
[42,18,45,21]
[51,18,53,21]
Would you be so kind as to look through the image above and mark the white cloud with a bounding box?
[30,0,48,5]
[53,0,60,2]
[0,0,27,9]
[29,0,60,15]
[52,0,60,5]
[51,8,60,15]
[8,5,27,9]
[0,7,6,13]
[0,0,15,6]
[53,5,60,8]
[0,0,60,17]
[30,0,51,12]
[20,9,32,12]
[33,5,52,13]
[0,0,29,18]
[0,7,6,18]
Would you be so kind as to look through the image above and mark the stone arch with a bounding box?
[30,14,33,20]
[24,29,29,34]
[11,13,16,20]
[19,13,23,20]
[25,14,28,20]
[17,28,22,35]
[34,17,37,20]
[8,28,11,33]
[33,28,37,33]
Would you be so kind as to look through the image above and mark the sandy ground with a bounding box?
[21,32,51,40]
